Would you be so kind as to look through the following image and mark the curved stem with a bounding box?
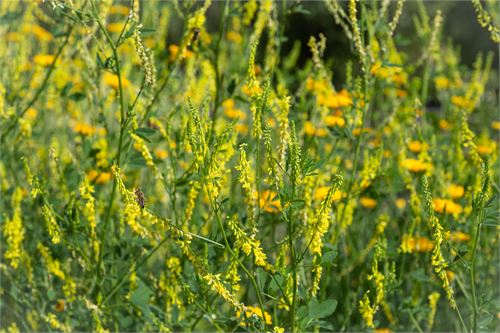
[202,179,267,330]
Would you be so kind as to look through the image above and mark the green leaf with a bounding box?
[135,127,156,139]
[130,279,153,309]
[321,250,337,265]
[227,78,236,95]
[308,299,337,319]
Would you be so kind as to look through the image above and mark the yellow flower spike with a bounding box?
[359,291,376,328]
[42,205,61,244]
[3,188,25,269]
[427,292,441,330]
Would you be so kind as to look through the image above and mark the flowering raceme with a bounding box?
[1,1,498,332]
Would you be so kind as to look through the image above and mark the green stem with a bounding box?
[469,221,481,332]
[408,311,424,333]
[91,0,127,281]
[288,183,297,332]
[203,179,267,330]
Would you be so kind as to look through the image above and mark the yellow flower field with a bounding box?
[0,1,499,332]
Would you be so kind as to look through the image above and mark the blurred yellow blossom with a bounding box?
[433,198,463,215]
[33,54,55,67]
[400,158,432,173]
[447,184,464,199]
[360,197,377,209]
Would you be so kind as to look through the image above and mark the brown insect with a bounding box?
[135,188,145,209]
[191,28,201,44]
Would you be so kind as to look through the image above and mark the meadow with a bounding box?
[1,0,499,332]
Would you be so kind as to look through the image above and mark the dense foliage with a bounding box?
[1,0,499,332]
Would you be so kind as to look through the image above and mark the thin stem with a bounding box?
[202,179,268,331]
[408,311,424,333]
[469,221,481,332]
[288,182,297,332]
[91,0,128,281]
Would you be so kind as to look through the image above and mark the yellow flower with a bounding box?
[314,187,344,201]
[73,122,96,136]
[103,72,130,89]
[450,231,470,242]
[273,327,285,333]
[224,108,247,120]
[320,89,352,109]
[242,82,262,97]
[400,158,432,173]
[325,115,346,127]
[154,148,168,160]
[237,305,272,326]
[451,95,473,110]
[107,22,126,33]
[258,190,281,213]
[402,235,434,253]
[491,121,500,131]
[433,198,463,215]
[395,198,406,209]
[447,184,464,199]
[434,76,450,90]
[375,328,393,333]
[352,127,372,136]
[226,31,243,44]
[86,170,112,184]
[33,54,55,67]
[439,119,451,131]
[168,44,194,62]
[477,144,492,155]
[25,108,38,120]
[109,5,130,15]
[30,25,53,42]
[360,196,377,209]
[222,99,235,109]
[304,121,316,136]
[235,124,248,135]
[408,140,424,153]
[303,121,328,137]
